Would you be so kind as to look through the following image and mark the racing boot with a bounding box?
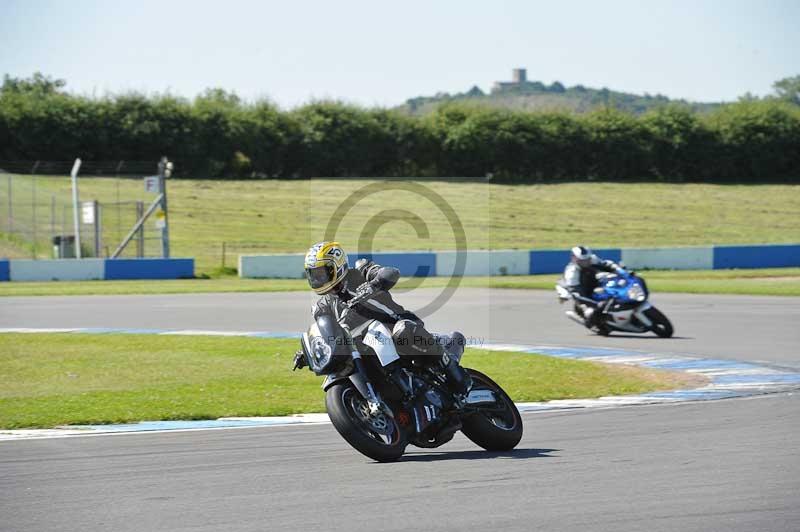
[436,334,472,397]
[581,305,599,329]
[440,351,472,397]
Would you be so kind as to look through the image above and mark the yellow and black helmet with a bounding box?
[304,241,349,294]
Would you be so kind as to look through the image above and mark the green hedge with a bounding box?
[1,77,798,181]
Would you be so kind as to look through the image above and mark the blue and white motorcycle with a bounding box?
[556,269,674,337]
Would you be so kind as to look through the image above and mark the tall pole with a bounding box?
[7,174,12,234]
[61,206,66,257]
[116,160,123,246]
[32,175,37,258]
[158,157,171,258]
[136,201,144,258]
[70,158,82,259]
[50,195,55,247]
[93,200,101,257]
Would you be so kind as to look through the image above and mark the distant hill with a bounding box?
[399,69,723,116]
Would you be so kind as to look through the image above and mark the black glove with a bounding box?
[348,281,376,306]
[342,282,378,319]
[292,350,307,371]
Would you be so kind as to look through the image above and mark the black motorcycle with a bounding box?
[293,283,523,462]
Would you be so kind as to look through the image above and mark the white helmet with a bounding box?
[571,245,592,267]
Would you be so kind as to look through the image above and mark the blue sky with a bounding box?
[1,0,798,108]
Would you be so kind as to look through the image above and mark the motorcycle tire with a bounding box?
[460,369,523,451]
[644,306,674,338]
[326,382,408,462]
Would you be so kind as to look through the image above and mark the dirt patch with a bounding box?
[602,363,711,391]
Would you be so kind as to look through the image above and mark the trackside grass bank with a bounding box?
[0,333,700,429]
[1,268,798,297]
[4,178,799,273]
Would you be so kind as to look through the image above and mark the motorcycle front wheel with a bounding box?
[645,306,674,338]
[460,369,523,451]
[325,382,408,462]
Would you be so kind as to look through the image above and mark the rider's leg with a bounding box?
[579,303,601,329]
[392,320,472,396]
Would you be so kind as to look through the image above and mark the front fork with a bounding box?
[323,350,394,418]
[633,302,654,327]
[352,355,386,415]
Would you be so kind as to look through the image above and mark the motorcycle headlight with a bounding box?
[309,336,332,370]
[301,331,337,374]
[628,283,646,302]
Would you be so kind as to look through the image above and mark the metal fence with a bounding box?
[0,161,165,260]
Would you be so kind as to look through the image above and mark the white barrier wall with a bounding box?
[436,250,530,276]
[9,259,105,281]
[239,254,304,279]
[239,250,531,278]
[621,247,714,270]
[238,244,799,278]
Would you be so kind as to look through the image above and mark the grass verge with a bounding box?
[3,177,799,273]
[0,268,798,297]
[0,333,703,429]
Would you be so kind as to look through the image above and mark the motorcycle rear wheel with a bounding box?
[326,382,408,462]
[460,369,523,451]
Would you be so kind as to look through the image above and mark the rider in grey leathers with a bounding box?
[563,245,624,328]
[301,241,472,397]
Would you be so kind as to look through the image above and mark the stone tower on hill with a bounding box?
[493,68,528,92]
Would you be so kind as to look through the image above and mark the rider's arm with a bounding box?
[595,257,624,274]
[355,259,400,291]
[311,296,333,320]
[312,296,356,334]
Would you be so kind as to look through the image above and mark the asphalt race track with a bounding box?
[2,289,799,532]
[3,289,799,367]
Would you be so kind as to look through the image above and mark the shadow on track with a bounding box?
[399,447,559,463]
[591,334,693,340]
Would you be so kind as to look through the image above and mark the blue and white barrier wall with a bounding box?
[437,250,530,277]
[239,244,800,278]
[529,248,622,274]
[104,259,194,280]
[0,258,194,282]
[712,244,800,269]
[239,254,305,279]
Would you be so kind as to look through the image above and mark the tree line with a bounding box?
[1,73,799,182]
